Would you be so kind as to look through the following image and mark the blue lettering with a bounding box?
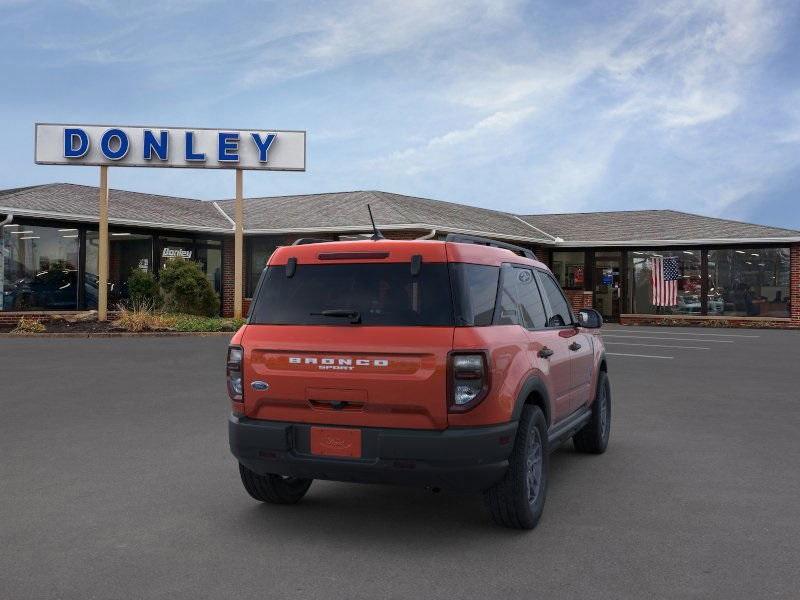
[143,130,168,160]
[100,128,129,160]
[185,131,205,161]
[251,132,276,162]
[64,128,89,158]
[218,132,239,162]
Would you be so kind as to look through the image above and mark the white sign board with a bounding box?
[34,123,306,171]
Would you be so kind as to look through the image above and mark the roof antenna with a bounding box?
[367,204,385,240]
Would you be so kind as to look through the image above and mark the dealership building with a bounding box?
[1,182,799,328]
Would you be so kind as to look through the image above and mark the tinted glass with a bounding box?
[247,236,285,296]
[250,263,453,326]
[85,230,153,308]
[449,263,499,326]
[707,248,790,318]
[496,265,547,328]
[197,243,222,302]
[514,268,548,329]
[551,251,586,290]
[2,224,79,311]
[496,265,521,326]
[629,249,701,315]
[537,271,572,327]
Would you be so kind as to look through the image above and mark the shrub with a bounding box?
[158,259,220,317]
[114,301,173,332]
[11,316,46,334]
[127,269,162,308]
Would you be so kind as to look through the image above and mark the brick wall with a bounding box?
[563,290,593,311]
[619,314,798,329]
[221,237,236,317]
[791,243,800,326]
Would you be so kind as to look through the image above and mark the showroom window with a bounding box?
[629,249,702,315]
[247,237,285,296]
[1,223,80,311]
[707,248,790,318]
[196,240,223,299]
[85,231,153,309]
[551,251,585,290]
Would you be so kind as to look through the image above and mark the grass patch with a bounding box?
[168,314,246,332]
[11,317,46,334]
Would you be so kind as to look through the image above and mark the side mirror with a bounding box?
[577,308,603,329]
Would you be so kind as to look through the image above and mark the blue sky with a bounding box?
[1,0,799,228]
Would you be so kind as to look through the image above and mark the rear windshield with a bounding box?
[249,263,454,326]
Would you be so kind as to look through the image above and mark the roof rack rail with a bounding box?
[445,233,537,260]
[291,237,334,246]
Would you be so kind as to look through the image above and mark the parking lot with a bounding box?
[1,326,799,600]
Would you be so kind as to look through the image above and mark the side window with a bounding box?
[494,265,547,329]
[537,271,573,327]
[515,268,548,329]
[449,263,500,326]
[496,265,521,325]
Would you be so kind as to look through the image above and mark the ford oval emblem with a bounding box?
[251,381,269,391]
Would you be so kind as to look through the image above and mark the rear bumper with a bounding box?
[229,415,517,492]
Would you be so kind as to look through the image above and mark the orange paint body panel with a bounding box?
[241,325,453,429]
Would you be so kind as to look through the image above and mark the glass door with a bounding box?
[593,251,622,322]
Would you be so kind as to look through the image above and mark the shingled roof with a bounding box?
[519,210,800,244]
[0,183,231,232]
[215,190,549,242]
[1,183,798,244]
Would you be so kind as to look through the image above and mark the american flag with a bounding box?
[651,256,679,306]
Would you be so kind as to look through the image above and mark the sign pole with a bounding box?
[98,166,109,321]
[234,168,244,319]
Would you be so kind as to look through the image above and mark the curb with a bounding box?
[0,331,235,339]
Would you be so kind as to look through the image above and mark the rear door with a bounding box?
[242,257,454,430]
[497,264,573,423]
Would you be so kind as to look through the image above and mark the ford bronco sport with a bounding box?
[228,234,610,529]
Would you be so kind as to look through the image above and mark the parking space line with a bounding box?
[602,334,734,343]
[606,352,674,359]
[604,330,759,338]
[605,342,710,350]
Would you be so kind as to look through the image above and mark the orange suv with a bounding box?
[228,234,610,529]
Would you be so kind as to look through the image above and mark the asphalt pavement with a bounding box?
[1,326,799,599]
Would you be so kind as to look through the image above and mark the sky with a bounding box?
[1,0,799,229]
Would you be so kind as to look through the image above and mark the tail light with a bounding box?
[448,351,490,412]
[227,345,244,402]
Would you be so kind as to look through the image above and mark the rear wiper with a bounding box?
[310,309,362,324]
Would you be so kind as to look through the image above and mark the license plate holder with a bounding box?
[310,427,362,458]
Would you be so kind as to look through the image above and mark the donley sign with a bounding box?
[33,122,306,321]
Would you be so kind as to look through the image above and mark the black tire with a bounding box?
[238,463,312,504]
[573,371,611,454]
[483,405,548,530]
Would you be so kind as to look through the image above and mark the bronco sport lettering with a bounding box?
[228,234,611,529]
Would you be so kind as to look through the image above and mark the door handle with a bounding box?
[538,347,554,359]
[568,342,582,351]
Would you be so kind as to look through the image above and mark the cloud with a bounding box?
[237,0,522,88]
[374,106,536,175]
